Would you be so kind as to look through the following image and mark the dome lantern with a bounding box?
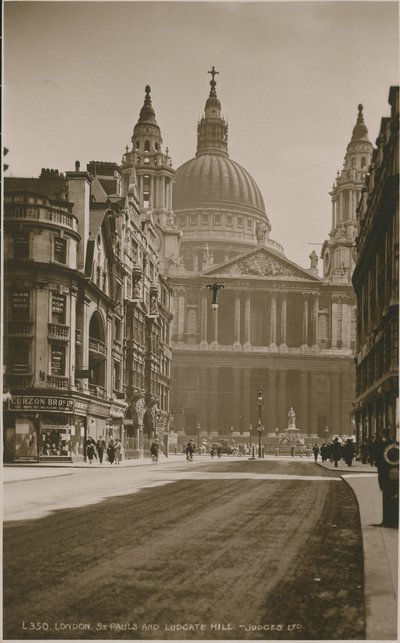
[196,66,228,157]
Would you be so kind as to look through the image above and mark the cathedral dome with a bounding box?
[172,68,280,269]
[173,153,265,215]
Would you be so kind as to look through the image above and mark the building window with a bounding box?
[113,361,121,391]
[54,237,67,264]
[115,318,122,343]
[10,290,30,320]
[50,344,66,376]
[202,214,209,225]
[9,341,30,374]
[190,214,197,225]
[237,216,243,227]
[51,292,66,324]
[13,231,30,258]
[144,140,150,152]
[247,218,253,229]
[226,215,232,226]
[214,214,221,225]
[179,215,186,226]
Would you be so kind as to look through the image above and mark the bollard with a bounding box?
[252,446,255,459]
[275,448,279,457]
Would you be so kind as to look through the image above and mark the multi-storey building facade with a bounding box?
[169,71,370,442]
[3,87,179,462]
[353,86,399,441]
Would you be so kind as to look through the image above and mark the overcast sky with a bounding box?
[4,1,399,267]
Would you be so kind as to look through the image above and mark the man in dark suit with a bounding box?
[372,428,399,528]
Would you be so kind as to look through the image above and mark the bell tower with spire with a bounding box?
[321,104,373,284]
[121,85,180,273]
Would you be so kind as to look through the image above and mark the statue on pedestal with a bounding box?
[288,407,296,428]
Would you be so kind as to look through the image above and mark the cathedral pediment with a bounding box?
[202,247,321,281]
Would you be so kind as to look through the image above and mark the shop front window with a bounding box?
[15,416,38,460]
[40,414,72,457]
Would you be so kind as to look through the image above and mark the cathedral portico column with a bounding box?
[330,372,340,435]
[331,297,339,349]
[311,293,319,349]
[175,366,186,433]
[199,367,209,433]
[299,371,309,433]
[210,367,219,433]
[301,296,309,349]
[269,294,277,349]
[243,293,251,349]
[280,293,287,350]
[232,367,241,431]
[309,371,318,436]
[200,292,208,348]
[242,368,251,432]
[267,368,277,431]
[233,291,241,349]
[278,368,288,429]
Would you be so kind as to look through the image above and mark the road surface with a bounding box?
[3,458,364,640]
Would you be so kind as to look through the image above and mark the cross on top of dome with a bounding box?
[208,66,219,95]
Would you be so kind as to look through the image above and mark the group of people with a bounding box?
[312,438,356,467]
[85,436,122,465]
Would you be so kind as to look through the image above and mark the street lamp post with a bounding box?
[256,387,264,459]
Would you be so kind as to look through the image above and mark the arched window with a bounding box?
[144,140,150,153]
[361,157,366,169]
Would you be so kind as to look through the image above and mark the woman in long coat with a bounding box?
[107,439,115,465]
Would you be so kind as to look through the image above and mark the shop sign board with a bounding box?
[156,417,168,431]
[74,400,89,416]
[10,396,74,412]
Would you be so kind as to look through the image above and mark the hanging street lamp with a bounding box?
[206,283,224,310]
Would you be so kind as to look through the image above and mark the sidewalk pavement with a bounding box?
[3,455,398,639]
[317,458,398,641]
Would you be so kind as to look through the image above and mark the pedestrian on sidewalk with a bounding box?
[372,428,399,528]
[331,437,342,468]
[107,439,115,465]
[150,439,159,463]
[86,439,97,464]
[114,438,122,465]
[343,438,355,467]
[96,436,106,464]
[312,444,319,462]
